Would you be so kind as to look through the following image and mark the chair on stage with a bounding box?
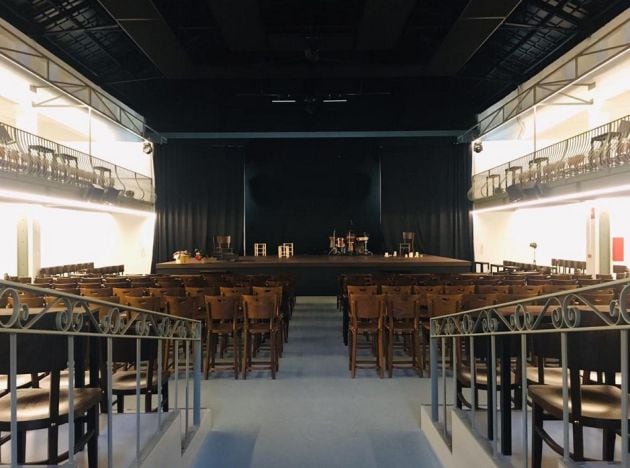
[214,235,233,258]
[400,232,415,256]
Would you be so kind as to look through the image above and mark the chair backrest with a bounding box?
[413,285,444,296]
[579,292,615,305]
[542,284,577,294]
[510,285,544,296]
[215,235,231,248]
[462,293,498,310]
[476,284,510,294]
[220,286,252,297]
[7,295,46,308]
[125,295,161,312]
[443,284,475,295]
[380,285,413,295]
[186,286,219,298]
[148,287,186,298]
[427,294,463,317]
[242,294,275,320]
[165,295,197,318]
[80,286,113,297]
[113,286,146,300]
[346,285,378,297]
[205,295,239,321]
[349,294,384,321]
[386,294,420,320]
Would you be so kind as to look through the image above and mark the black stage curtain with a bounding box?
[380,140,473,260]
[152,141,244,266]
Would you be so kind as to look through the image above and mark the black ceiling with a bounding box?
[0,0,626,133]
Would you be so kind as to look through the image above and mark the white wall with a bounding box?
[473,196,630,267]
[0,202,155,277]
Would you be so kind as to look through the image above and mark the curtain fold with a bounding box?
[151,141,244,266]
[380,140,473,260]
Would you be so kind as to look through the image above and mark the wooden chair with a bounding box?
[0,313,100,466]
[108,296,168,413]
[529,314,626,466]
[112,286,145,301]
[219,286,252,297]
[443,284,475,295]
[7,295,46,308]
[164,296,199,372]
[344,285,378,346]
[476,284,510,294]
[380,285,413,295]
[80,287,113,297]
[252,286,287,346]
[384,294,422,377]
[242,295,280,379]
[348,294,385,378]
[205,295,241,379]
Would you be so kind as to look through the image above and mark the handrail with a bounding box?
[471,115,630,201]
[0,279,201,467]
[0,120,155,204]
[428,278,630,467]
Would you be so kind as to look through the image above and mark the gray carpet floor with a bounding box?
[193,296,441,468]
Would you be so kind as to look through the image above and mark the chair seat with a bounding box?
[209,322,240,333]
[0,387,101,427]
[458,366,517,388]
[529,384,629,422]
[111,369,169,393]
[0,374,37,393]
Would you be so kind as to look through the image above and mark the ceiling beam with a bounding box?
[356,0,417,50]
[427,0,522,75]
[96,0,194,78]
[206,0,266,51]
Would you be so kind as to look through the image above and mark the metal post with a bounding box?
[491,335,497,456]
[136,338,141,463]
[107,337,114,468]
[431,337,438,422]
[621,330,628,468]
[157,339,163,428]
[470,336,476,432]
[521,334,528,468]
[174,339,179,411]
[442,337,447,437]
[10,334,17,468]
[452,337,458,407]
[561,332,569,464]
[193,339,201,426]
[67,336,75,466]
[185,340,190,436]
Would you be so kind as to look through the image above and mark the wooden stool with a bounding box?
[254,243,267,256]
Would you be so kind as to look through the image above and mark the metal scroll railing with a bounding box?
[0,280,200,467]
[471,115,630,200]
[0,120,155,204]
[429,278,630,467]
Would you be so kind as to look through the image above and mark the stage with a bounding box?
[155,254,471,295]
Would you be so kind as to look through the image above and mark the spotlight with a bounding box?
[143,142,153,154]
[473,141,483,153]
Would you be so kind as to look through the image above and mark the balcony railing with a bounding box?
[471,115,630,201]
[429,278,630,467]
[0,280,201,467]
[0,121,154,205]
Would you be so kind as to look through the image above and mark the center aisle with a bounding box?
[193,297,441,468]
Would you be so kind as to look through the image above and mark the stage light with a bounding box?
[0,188,155,217]
[271,99,297,103]
[472,183,630,214]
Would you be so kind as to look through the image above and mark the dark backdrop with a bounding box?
[152,141,244,265]
[152,137,473,266]
[244,139,381,255]
[380,139,473,260]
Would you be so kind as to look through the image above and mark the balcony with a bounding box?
[471,115,630,203]
[0,121,154,208]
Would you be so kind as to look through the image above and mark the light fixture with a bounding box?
[323,98,347,103]
[529,242,538,265]
[473,141,483,153]
[472,183,630,214]
[271,99,297,103]
[0,188,155,217]
[143,141,153,154]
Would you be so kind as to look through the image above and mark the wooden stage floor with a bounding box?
[156,254,470,295]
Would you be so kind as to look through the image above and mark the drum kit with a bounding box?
[328,229,371,255]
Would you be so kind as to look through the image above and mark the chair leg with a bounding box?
[603,427,616,461]
[233,331,240,379]
[271,332,276,380]
[388,328,394,378]
[204,330,211,379]
[210,333,217,372]
[87,406,99,468]
[17,430,26,464]
[242,332,249,380]
[48,422,59,464]
[378,330,384,378]
[572,422,584,462]
[117,394,125,413]
[532,403,543,468]
[351,331,358,378]
[162,380,169,412]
